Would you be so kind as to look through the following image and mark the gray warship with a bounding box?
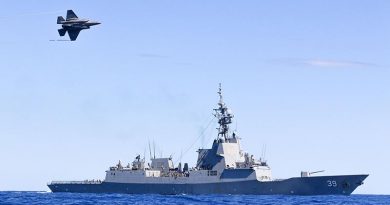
[48,85,368,195]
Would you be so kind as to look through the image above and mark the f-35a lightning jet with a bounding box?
[57,10,100,41]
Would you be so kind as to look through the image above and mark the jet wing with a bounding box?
[68,29,81,41]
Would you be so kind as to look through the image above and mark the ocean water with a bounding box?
[0,192,389,205]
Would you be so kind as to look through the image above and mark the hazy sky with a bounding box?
[0,1,389,194]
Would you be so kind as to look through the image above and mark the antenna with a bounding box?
[260,144,264,160]
[153,141,156,159]
[218,83,224,106]
[180,149,183,164]
[201,128,205,149]
[261,144,267,160]
[148,140,152,160]
[214,83,234,140]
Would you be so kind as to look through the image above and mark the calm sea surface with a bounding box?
[0,192,389,205]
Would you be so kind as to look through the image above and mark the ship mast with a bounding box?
[214,83,234,141]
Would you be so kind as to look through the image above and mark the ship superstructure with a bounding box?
[48,85,368,195]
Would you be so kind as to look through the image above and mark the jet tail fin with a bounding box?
[58,28,67,36]
[57,16,65,24]
[66,10,78,20]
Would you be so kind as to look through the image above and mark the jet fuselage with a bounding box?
[57,10,100,41]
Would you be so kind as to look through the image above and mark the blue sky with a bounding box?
[0,1,389,194]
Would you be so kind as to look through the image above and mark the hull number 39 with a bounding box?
[327,180,337,187]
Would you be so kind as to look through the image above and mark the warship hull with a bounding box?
[48,86,368,195]
[48,174,368,195]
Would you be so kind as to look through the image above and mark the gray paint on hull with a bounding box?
[221,169,254,179]
[48,174,368,195]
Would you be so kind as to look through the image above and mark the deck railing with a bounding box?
[48,180,102,185]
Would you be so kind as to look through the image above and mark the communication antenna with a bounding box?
[261,144,267,160]
[201,128,205,149]
[153,141,156,159]
[148,140,152,160]
[180,149,183,164]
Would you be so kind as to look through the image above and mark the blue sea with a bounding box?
[0,192,389,205]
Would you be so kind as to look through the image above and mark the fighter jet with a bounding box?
[57,10,100,41]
